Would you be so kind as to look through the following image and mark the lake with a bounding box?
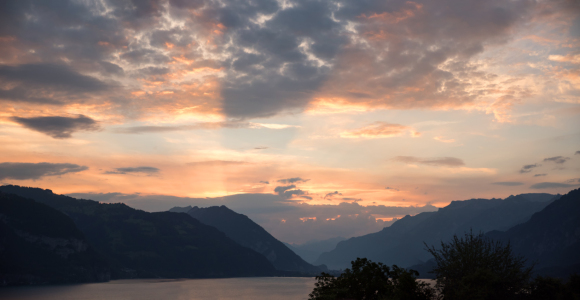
[0,277,317,300]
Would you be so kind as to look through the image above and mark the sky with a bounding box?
[0,0,579,243]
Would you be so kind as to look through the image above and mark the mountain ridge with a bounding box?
[0,185,278,280]
[170,205,321,274]
[315,193,558,270]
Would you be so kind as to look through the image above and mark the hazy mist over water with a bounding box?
[0,278,316,300]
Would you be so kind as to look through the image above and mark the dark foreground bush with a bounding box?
[425,230,532,300]
[528,274,580,300]
[311,230,580,300]
[309,258,436,300]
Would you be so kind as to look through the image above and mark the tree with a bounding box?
[425,230,533,300]
[309,258,435,300]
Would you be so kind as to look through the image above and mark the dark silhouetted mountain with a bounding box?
[315,193,558,270]
[487,188,580,278]
[173,205,320,274]
[285,237,346,264]
[0,185,276,279]
[0,192,110,286]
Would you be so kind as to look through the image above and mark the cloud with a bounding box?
[324,191,343,199]
[394,156,465,167]
[113,122,251,134]
[277,177,309,184]
[113,122,297,134]
[10,115,100,139]
[519,164,540,173]
[0,86,62,105]
[273,185,305,199]
[105,166,160,175]
[576,151,580,155]
[282,189,307,199]
[274,185,296,195]
[530,182,578,189]
[187,160,247,167]
[260,181,270,184]
[385,187,400,191]
[534,174,547,177]
[0,0,564,122]
[340,122,417,139]
[0,63,111,93]
[543,156,570,164]
[492,182,524,186]
[0,162,88,180]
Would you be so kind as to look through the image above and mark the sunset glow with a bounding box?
[0,0,579,243]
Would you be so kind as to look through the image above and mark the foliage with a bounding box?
[309,258,436,300]
[528,274,580,300]
[425,230,532,300]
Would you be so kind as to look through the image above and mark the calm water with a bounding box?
[0,277,317,300]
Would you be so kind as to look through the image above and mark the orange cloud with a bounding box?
[340,122,419,139]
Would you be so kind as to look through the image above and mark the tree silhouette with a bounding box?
[425,230,532,300]
[309,257,435,300]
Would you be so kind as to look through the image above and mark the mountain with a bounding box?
[171,205,320,274]
[0,185,277,279]
[315,193,558,270]
[0,192,110,286]
[487,188,580,277]
[285,237,346,264]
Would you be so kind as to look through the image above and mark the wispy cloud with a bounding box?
[543,156,570,164]
[394,156,465,167]
[520,164,540,173]
[105,166,160,175]
[530,182,578,189]
[492,182,524,186]
[0,162,88,180]
[341,122,418,139]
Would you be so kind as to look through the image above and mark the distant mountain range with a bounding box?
[285,237,346,264]
[2,184,578,286]
[0,185,277,285]
[315,193,560,270]
[169,205,321,273]
[488,189,580,277]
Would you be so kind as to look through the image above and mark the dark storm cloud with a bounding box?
[218,0,343,118]
[492,182,524,186]
[277,177,308,184]
[394,156,465,167]
[120,49,171,65]
[0,87,62,105]
[543,156,570,164]
[217,0,534,118]
[105,166,160,175]
[530,182,578,189]
[11,115,100,139]
[520,164,540,173]
[0,0,541,119]
[0,162,88,180]
[0,63,111,93]
[0,63,115,105]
